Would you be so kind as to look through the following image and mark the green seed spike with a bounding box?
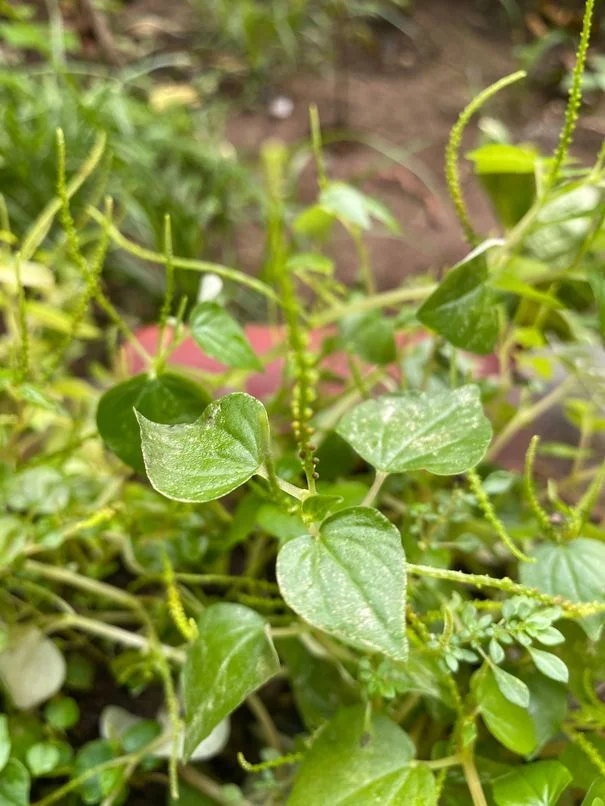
[547,0,596,190]
[524,436,556,538]
[467,469,534,563]
[163,554,197,643]
[237,750,303,773]
[261,140,320,493]
[157,213,175,356]
[575,459,605,529]
[309,104,327,190]
[45,196,113,381]
[445,70,526,246]
[13,251,29,383]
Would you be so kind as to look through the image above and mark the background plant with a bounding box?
[1,0,605,805]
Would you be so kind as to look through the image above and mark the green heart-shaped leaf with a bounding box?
[189,302,262,371]
[97,372,209,473]
[277,507,407,661]
[337,385,492,476]
[287,706,433,806]
[520,539,605,640]
[182,604,279,760]
[492,760,572,806]
[137,392,268,502]
[417,244,499,354]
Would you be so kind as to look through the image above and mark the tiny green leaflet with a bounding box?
[182,603,280,760]
[137,392,269,503]
[337,385,492,476]
[277,506,407,661]
[528,647,568,684]
[26,742,61,777]
[491,665,530,709]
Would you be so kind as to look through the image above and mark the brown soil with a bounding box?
[114,0,605,289]
[221,0,604,289]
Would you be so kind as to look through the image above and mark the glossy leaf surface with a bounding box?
[277,507,407,660]
[492,760,571,806]
[182,603,279,760]
[417,246,499,354]
[97,372,209,473]
[189,302,262,370]
[520,539,605,640]
[288,706,434,806]
[137,392,268,502]
[337,385,492,475]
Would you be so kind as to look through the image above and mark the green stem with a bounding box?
[461,749,488,806]
[32,753,139,806]
[406,563,605,617]
[487,378,575,461]
[351,226,374,294]
[179,764,252,805]
[12,251,29,382]
[23,559,137,608]
[415,754,462,771]
[46,614,185,664]
[248,693,281,752]
[156,213,175,361]
[256,466,309,501]
[467,469,533,562]
[363,470,389,507]
[88,206,279,305]
[312,284,434,327]
[524,435,556,537]
[575,459,605,526]
[21,132,107,262]
[309,104,327,190]
[565,729,605,777]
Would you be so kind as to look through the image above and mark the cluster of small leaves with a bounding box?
[430,595,568,686]
[406,487,475,549]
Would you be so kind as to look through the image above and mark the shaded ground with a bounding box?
[223,0,604,288]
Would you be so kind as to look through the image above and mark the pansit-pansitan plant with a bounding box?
[1,1,605,804]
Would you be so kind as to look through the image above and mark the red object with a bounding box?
[127,325,499,400]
